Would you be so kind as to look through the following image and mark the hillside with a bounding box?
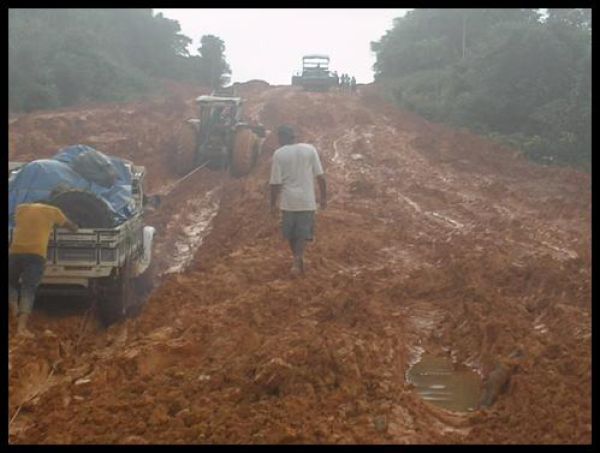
[8,81,591,444]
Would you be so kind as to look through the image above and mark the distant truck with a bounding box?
[291,55,338,92]
[8,145,160,326]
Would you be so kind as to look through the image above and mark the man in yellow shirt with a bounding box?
[9,203,78,338]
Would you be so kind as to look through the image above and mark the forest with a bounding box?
[371,9,591,168]
[8,9,229,112]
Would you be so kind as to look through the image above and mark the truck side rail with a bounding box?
[8,216,143,267]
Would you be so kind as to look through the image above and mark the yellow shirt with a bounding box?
[10,203,68,258]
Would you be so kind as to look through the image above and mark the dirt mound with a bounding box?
[234,80,271,98]
[237,79,270,88]
[8,82,590,444]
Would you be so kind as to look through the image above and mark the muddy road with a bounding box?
[8,81,591,444]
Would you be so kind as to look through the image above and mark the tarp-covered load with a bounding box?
[71,148,120,187]
[8,145,137,227]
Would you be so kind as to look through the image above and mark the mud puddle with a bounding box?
[406,354,481,412]
[161,186,221,275]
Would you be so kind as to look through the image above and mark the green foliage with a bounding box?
[197,35,232,90]
[371,8,591,169]
[9,9,231,112]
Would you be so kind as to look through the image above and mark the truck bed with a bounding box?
[8,216,143,283]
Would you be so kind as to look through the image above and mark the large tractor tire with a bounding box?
[173,121,199,176]
[97,258,135,327]
[49,189,114,228]
[231,128,257,177]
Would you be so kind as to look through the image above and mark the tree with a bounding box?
[197,34,231,90]
[546,8,591,30]
[8,9,230,112]
[370,8,590,168]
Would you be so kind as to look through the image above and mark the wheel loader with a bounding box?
[173,94,266,177]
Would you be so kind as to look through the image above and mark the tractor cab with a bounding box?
[196,95,243,126]
[196,96,243,155]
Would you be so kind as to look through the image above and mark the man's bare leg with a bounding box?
[16,289,35,339]
[17,314,34,339]
[288,239,300,275]
[292,237,306,275]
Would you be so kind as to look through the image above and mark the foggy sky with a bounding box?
[154,8,410,85]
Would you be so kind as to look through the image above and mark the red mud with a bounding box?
[8,82,590,444]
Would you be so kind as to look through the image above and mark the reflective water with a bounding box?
[406,354,482,412]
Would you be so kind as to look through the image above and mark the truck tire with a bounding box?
[49,189,114,228]
[230,128,257,177]
[174,121,199,176]
[97,259,134,327]
[128,260,156,319]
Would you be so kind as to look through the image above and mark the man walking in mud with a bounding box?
[270,125,327,276]
[9,202,78,338]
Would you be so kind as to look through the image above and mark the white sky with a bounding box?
[153,8,410,85]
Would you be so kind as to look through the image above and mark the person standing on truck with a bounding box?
[9,202,78,338]
[270,125,327,276]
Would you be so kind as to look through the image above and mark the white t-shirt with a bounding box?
[270,143,324,211]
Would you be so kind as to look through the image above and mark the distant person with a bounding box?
[221,105,235,126]
[270,125,327,276]
[9,202,78,338]
[212,106,224,126]
[350,76,357,93]
[332,71,339,89]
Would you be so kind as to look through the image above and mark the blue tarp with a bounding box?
[8,145,136,227]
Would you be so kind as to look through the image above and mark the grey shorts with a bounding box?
[281,210,315,241]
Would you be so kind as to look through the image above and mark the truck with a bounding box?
[291,55,338,92]
[8,145,160,326]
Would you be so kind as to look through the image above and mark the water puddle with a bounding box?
[161,186,221,275]
[406,354,481,412]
